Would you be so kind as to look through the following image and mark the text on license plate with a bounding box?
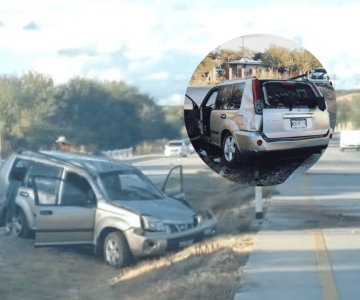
[179,239,194,248]
[291,118,307,129]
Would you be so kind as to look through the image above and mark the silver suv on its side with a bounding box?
[0,150,216,267]
[185,78,332,166]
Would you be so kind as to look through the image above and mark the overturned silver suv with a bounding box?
[0,150,216,267]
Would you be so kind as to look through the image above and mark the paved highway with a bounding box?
[126,144,360,299]
[234,147,360,300]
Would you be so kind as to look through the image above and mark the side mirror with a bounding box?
[162,165,184,200]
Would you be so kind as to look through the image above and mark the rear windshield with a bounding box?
[262,82,319,109]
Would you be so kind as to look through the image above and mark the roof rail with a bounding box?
[16,147,88,172]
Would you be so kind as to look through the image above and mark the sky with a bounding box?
[0,0,360,105]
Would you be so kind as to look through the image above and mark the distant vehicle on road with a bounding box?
[164,140,189,157]
[340,130,360,151]
[309,67,333,87]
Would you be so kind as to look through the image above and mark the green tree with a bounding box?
[291,49,322,73]
[192,55,217,81]
[262,45,293,73]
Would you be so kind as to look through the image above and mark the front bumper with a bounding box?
[124,217,217,257]
[233,129,332,156]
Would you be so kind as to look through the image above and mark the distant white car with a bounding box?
[309,67,333,87]
[164,140,188,157]
[340,130,360,151]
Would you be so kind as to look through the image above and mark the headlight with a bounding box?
[141,215,166,232]
[196,210,214,224]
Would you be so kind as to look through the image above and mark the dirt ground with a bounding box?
[0,174,276,300]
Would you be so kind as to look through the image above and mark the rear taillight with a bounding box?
[252,79,263,115]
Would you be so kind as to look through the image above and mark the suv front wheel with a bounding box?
[103,231,132,268]
[222,132,240,167]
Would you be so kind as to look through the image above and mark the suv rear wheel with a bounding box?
[222,132,240,167]
[103,231,132,268]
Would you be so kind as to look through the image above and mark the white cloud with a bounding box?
[1,0,360,105]
[32,56,89,83]
[86,68,124,82]
[158,93,183,105]
[142,71,169,81]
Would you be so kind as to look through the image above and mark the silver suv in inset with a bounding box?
[0,150,216,267]
[185,78,332,166]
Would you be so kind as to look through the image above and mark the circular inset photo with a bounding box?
[184,34,336,186]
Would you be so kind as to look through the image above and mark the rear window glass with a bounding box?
[263,82,318,109]
[216,85,233,109]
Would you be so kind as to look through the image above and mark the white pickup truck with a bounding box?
[340,130,360,151]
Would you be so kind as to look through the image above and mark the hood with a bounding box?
[110,197,195,223]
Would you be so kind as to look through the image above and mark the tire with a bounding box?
[103,231,132,268]
[221,132,240,167]
[13,209,31,238]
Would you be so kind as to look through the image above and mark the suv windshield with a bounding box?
[263,82,319,109]
[99,170,164,201]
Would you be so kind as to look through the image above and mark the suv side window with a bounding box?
[215,85,233,110]
[27,163,63,205]
[61,172,95,206]
[28,163,62,179]
[33,176,61,205]
[205,90,218,109]
[9,159,29,183]
[230,83,245,110]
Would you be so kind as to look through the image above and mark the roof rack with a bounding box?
[16,147,92,173]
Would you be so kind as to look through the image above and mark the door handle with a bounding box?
[220,114,226,119]
[19,191,29,198]
[40,210,53,216]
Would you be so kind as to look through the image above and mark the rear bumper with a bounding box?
[124,218,217,257]
[233,129,332,155]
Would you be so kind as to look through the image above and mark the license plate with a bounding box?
[291,118,307,129]
[179,239,194,248]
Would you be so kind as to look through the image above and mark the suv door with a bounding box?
[162,165,184,200]
[33,167,96,246]
[261,81,329,139]
[184,95,200,139]
[209,85,232,145]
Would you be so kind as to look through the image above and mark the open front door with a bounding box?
[162,165,184,201]
[184,94,201,139]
